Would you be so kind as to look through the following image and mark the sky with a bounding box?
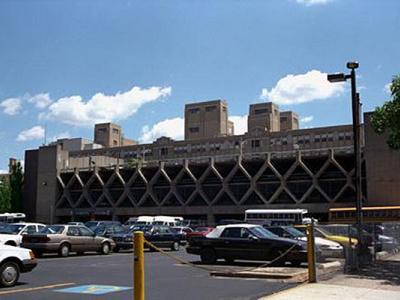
[0,0,399,172]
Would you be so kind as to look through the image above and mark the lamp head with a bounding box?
[346,61,359,69]
[327,73,346,83]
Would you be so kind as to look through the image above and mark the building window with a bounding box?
[112,128,119,134]
[280,116,287,122]
[189,107,200,114]
[113,140,118,146]
[160,147,168,156]
[205,105,216,112]
[189,127,199,133]
[97,128,107,133]
[251,140,260,148]
[255,108,268,115]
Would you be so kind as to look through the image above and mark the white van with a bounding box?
[136,216,154,225]
[152,216,183,227]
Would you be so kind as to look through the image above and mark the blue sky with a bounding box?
[0,0,399,171]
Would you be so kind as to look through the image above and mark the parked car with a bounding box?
[84,221,121,231]
[0,244,37,287]
[21,225,115,257]
[295,225,358,247]
[266,226,343,258]
[186,224,308,266]
[171,226,193,243]
[110,227,135,252]
[186,227,215,239]
[93,224,126,238]
[0,223,46,247]
[139,225,182,251]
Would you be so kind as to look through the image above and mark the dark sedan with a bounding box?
[111,225,182,252]
[186,224,307,266]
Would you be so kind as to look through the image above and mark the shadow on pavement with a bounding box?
[347,260,400,286]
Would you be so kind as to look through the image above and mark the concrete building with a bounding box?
[280,111,299,131]
[22,100,400,224]
[185,100,234,140]
[94,123,137,147]
[247,102,281,134]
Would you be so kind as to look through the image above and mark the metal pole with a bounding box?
[350,68,363,262]
[306,223,317,283]
[134,231,145,300]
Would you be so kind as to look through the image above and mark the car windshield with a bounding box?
[40,225,65,234]
[316,227,332,236]
[249,226,278,239]
[285,227,305,238]
[84,221,99,229]
[0,224,25,234]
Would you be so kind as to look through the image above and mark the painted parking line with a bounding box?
[0,282,75,296]
[54,284,132,295]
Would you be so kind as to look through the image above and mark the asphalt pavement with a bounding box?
[0,250,297,300]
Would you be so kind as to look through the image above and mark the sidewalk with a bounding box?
[260,283,400,300]
[260,253,400,300]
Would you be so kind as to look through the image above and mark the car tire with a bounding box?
[0,261,20,287]
[171,241,180,251]
[200,248,217,264]
[101,242,111,255]
[113,246,120,253]
[76,252,84,256]
[58,243,70,257]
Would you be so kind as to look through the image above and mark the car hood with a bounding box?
[0,234,19,241]
[0,243,19,250]
[299,237,342,248]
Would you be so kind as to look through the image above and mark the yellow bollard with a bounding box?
[306,223,317,283]
[134,231,145,300]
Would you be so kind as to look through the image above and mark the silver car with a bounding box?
[21,225,115,257]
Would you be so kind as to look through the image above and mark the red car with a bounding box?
[186,227,215,239]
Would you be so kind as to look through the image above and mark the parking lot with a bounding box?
[0,250,297,300]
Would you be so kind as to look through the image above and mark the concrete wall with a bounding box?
[23,150,39,221]
[364,112,400,206]
[35,145,60,223]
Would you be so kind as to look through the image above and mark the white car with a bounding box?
[266,226,343,258]
[0,223,46,247]
[0,244,37,287]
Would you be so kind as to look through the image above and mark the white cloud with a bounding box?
[41,86,171,127]
[300,115,314,123]
[295,0,333,6]
[0,98,22,115]
[384,83,391,94]
[229,115,248,135]
[27,93,52,109]
[16,126,45,142]
[260,70,345,105]
[139,117,184,143]
[50,131,71,142]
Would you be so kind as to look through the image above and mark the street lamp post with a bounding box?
[328,62,363,265]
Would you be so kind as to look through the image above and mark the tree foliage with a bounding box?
[371,75,400,150]
[9,162,23,212]
[0,180,11,213]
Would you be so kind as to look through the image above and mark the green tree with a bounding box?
[0,180,11,213]
[9,162,23,212]
[371,75,400,149]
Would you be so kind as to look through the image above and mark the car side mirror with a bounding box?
[249,235,259,241]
